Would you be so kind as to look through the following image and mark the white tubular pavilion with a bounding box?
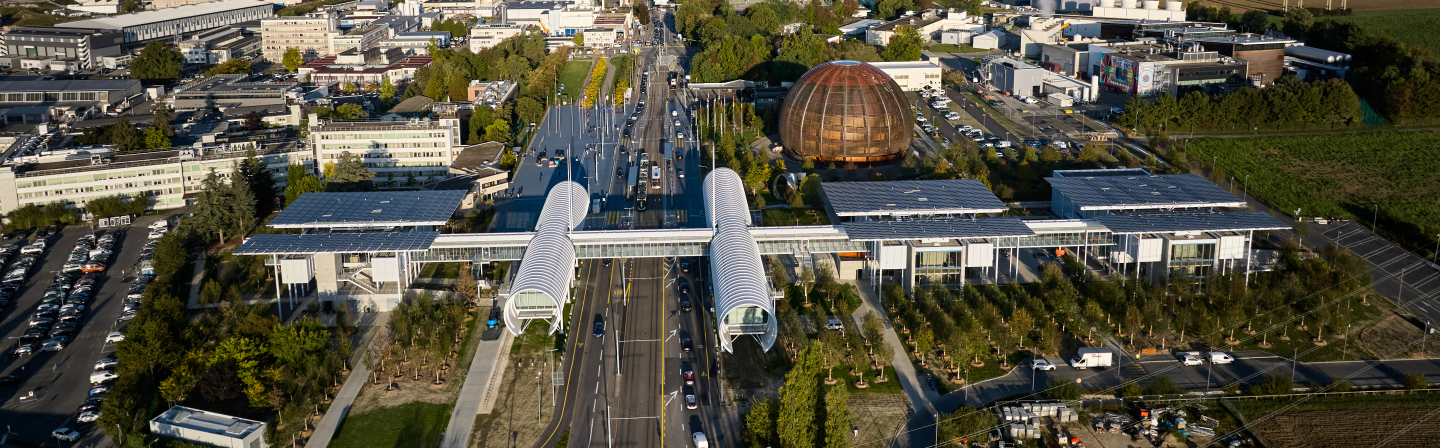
[505,181,588,335]
[704,168,777,353]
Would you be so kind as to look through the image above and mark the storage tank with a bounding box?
[1142,0,1160,9]
[1120,0,1137,9]
[1165,0,1182,11]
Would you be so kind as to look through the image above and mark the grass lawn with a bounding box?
[927,43,986,54]
[1187,132,1440,248]
[328,402,453,448]
[762,208,830,226]
[1330,9,1440,57]
[558,60,592,102]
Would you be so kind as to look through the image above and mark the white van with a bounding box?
[90,371,118,385]
[1208,352,1234,364]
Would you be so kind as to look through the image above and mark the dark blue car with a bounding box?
[593,315,604,337]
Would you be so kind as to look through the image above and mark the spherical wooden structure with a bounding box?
[779,60,912,163]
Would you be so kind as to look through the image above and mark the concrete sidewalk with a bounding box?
[304,311,390,448]
[843,279,939,448]
[440,322,517,448]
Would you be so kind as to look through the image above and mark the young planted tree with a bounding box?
[872,339,895,382]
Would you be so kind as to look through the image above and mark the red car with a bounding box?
[683,370,695,385]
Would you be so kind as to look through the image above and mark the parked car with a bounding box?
[41,336,69,352]
[90,371,118,385]
[78,411,102,423]
[105,332,125,343]
[1031,358,1056,371]
[52,428,80,441]
[95,357,119,370]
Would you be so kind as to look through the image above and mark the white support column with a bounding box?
[1244,230,1254,288]
[272,254,282,317]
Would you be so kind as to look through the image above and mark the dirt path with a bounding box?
[469,353,555,448]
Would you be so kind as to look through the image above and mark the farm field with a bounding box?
[1231,393,1440,448]
[1186,132,1440,248]
[1329,9,1440,56]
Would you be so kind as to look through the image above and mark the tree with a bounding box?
[1281,7,1313,37]
[237,148,276,216]
[282,47,304,72]
[778,346,821,448]
[143,128,170,150]
[1144,376,1186,396]
[151,103,175,137]
[635,2,651,25]
[837,0,860,19]
[284,164,324,206]
[243,111,263,131]
[1045,375,1082,400]
[131,41,183,80]
[484,119,512,143]
[882,25,923,62]
[744,397,776,448]
[823,386,850,448]
[325,151,376,192]
[207,58,252,76]
[873,339,895,380]
[336,103,367,119]
[1240,9,1271,34]
[937,405,999,442]
[380,78,397,101]
[573,32,585,47]
[85,195,147,219]
[468,106,495,144]
[110,118,143,153]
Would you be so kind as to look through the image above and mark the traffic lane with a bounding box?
[614,258,663,448]
[567,260,614,448]
[534,260,607,448]
[0,223,151,447]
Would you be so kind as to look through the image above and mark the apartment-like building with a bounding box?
[308,116,463,188]
[331,23,388,54]
[470,24,527,52]
[261,13,338,62]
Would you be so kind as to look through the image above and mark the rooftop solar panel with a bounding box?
[270,191,467,228]
[823,179,1008,216]
[1045,174,1244,210]
[1094,211,1289,234]
[841,218,1036,241]
[233,232,439,255]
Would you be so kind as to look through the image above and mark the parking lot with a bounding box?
[0,216,166,447]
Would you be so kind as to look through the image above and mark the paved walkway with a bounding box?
[441,311,518,448]
[304,311,390,448]
[185,254,206,309]
[842,279,939,448]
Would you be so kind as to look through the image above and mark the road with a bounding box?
[0,217,161,447]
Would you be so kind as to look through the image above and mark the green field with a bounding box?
[1329,9,1440,57]
[328,402,453,448]
[557,60,592,103]
[1187,132,1440,245]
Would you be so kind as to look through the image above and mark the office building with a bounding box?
[299,51,431,86]
[0,27,124,71]
[261,13,338,62]
[307,116,463,188]
[0,141,309,214]
[0,78,142,123]
[470,24,527,51]
[330,23,388,54]
[178,27,261,64]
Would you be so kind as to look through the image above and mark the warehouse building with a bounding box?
[984,56,1045,97]
[151,406,267,448]
[54,0,275,48]
[0,79,142,123]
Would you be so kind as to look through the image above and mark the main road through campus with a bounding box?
[522,9,738,448]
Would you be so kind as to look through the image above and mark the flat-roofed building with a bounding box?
[1046,172,1247,219]
[470,24,527,51]
[299,52,431,86]
[330,22,388,55]
[0,27,124,70]
[151,406,267,448]
[0,140,308,214]
[870,60,943,91]
[171,74,299,110]
[864,9,967,46]
[0,78,141,122]
[821,179,1008,222]
[308,116,464,188]
[261,13,338,62]
[1194,34,1294,86]
[54,0,275,47]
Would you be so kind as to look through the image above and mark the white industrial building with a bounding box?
[151,406,267,448]
[1089,0,1184,21]
[871,60,944,91]
[865,9,972,46]
[54,0,275,47]
[470,24,529,51]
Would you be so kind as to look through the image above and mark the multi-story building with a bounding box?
[421,0,502,18]
[864,9,968,46]
[330,23,388,54]
[307,116,463,188]
[261,13,338,62]
[299,51,432,86]
[171,74,298,110]
[0,27,124,71]
[52,0,274,50]
[1089,42,1249,96]
[470,24,527,51]
[0,79,142,123]
[871,60,943,91]
[466,79,516,107]
[380,31,451,53]
[1194,34,1293,86]
[0,141,309,213]
[178,27,260,64]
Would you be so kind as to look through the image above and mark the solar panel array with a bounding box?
[823,179,1009,215]
[841,218,1036,241]
[270,190,467,227]
[234,232,439,255]
[1094,211,1290,234]
[1044,174,1244,209]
